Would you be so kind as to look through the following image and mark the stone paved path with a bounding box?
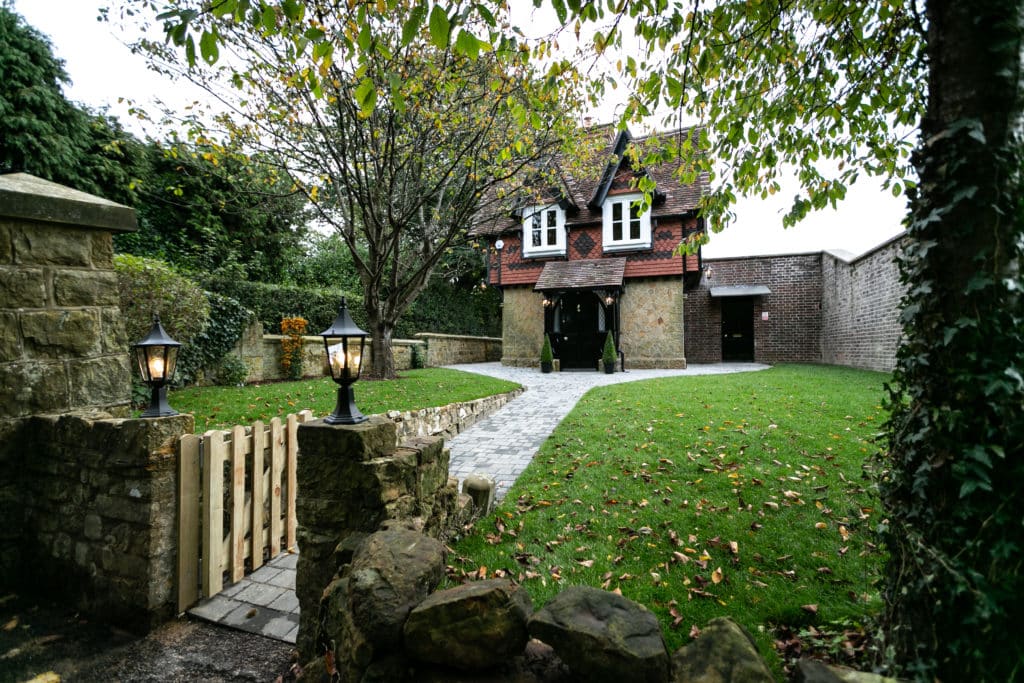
[188,362,768,642]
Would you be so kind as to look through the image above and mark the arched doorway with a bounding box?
[547,291,611,370]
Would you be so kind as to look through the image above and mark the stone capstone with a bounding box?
[670,616,774,683]
[347,528,446,648]
[404,578,533,670]
[528,585,669,683]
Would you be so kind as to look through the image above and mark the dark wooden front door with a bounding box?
[721,297,755,361]
[554,291,602,370]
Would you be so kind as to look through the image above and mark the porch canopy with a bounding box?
[534,257,627,292]
[709,284,772,297]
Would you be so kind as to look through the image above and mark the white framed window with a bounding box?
[602,193,651,251]
[522,205,565,258]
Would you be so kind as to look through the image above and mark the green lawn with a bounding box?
[447,364,888,671]
[168,368,520,433]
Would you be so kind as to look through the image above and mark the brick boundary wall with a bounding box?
[820,234,907,372]
[685,252,823,364]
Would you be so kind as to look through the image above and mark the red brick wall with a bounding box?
[685,253,823,363]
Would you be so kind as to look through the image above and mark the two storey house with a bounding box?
[471,125,707,369]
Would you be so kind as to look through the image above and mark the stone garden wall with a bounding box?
[4,412,191,630]
[229,322,502,383]
[0,174,193,630]
[414,332,502,366]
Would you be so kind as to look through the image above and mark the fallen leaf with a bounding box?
[815,522,828,529]
[689,624,702,639]
[576,559,595,568]
[728,541,739,555]
[802,604,819,614]
[839,525,850,541]
[711,567,724,584]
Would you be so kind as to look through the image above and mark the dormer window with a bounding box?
[602,193,651,252]
[522,205,566,257]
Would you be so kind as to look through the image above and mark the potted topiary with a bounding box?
[540,334,554,373]
[602,332,617,374]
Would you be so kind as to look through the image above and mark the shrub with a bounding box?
[280,316,308,380]
[602,332,617,365]
[114,254,210,345]
[204,277,358,334]
[214,354,249,386]
[540,334,554,363]
[176,291,253,385]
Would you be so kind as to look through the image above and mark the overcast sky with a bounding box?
[12,0,909,259]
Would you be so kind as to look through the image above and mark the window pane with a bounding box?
[612,203,622,221]
[630,218,641,240]
[532,214,542,246]
[547,210,557,227]
[547,227,557,244]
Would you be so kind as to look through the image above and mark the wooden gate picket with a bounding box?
[176,410,312,612]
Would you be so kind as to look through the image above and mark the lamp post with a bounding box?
[319,296,368,425]
[132,313,181,418]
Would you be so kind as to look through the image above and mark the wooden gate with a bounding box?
[177,410,313,612]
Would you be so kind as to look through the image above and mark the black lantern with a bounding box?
[319,296,368,424]
[133,313,181,418]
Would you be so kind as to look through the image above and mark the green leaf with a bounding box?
[551,0,567,24]
[200,30,220,65]
[428,5,451,48]
[358,24,373,52]
[455,29,481,59]
[403,4,426,44]
[354,78,377,113]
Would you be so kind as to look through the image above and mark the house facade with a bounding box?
[472,126,706,369]
[472,125,906,372]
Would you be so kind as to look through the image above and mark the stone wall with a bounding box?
[0,173,136,430]
[414,332,502,366]
[0,174,194,631]
[1,413,192,630]
[685,253,823,364]
[620,276,687,368]
[499,286,545,367]
[386,388,524,443]
[821,236,906,372]
[230,325,502,383]
[295,418,475,659]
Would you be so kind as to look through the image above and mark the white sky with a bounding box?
[13,0,910,259]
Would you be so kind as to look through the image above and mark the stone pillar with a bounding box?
[295,416,457,660]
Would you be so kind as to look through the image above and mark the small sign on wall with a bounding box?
[761,311,770,321]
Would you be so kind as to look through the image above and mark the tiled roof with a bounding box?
[534,258,627,291]
[470,125,708,238]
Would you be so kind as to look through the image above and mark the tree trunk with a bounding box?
[367,317,396,380]
[882,0,1024,679]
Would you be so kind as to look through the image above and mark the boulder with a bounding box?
[670,617,773,683]
[795,657,905,683]
[404,578,533,670]
[347,528,446,648]
[528,586,669,683]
